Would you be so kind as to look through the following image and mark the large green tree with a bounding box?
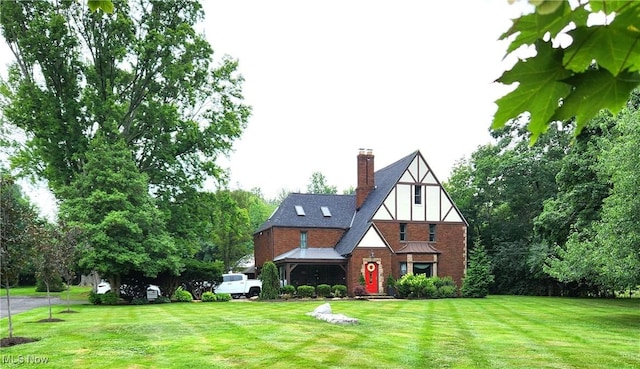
[0,0,250,199]
[445,122,570,294]
[545,97,640,293]
[0,172,39,339]
[60,129,180,297]
[494,0,640,143]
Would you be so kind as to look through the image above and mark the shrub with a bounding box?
[215,293,231,302]
[332,284,347,298]
[131,297,149,305]
[36,276,65,292]
[438,285,458,298]
[100,291,119,305]
[434,276,456,289]
[88,291,102,305]
[297,285,315,298]
[153,296,171,304]
[172,287,193,302]
[201,291,216,302]
[353,285,367,297]
[316,284,331,298]
[280,284,296,296]
[259,261,280,299]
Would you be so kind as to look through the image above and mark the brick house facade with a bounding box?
[254,149,468,295]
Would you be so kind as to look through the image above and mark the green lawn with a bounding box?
[2,285,93,301]
[1,296,638,369]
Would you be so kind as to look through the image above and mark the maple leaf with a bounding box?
[554,69,640,134]
[564,26,640,75]
[492,41,573,143]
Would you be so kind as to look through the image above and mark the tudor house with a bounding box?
[253,149,468,295]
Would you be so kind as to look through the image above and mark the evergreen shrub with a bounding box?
[316,284,331,298]
[332,284,347,297]
[297,285,315,298]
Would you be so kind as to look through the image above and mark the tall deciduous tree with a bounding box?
[0,0,250,200]
[494,0,640,143]
[445,122,570,294]
[546,98,640,293]
[0,173,39,338]
[60,129,180,297]
[307,172,338,194]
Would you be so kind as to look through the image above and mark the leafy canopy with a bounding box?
[493,0,640,143]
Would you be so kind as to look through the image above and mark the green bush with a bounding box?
[316,284,331,298]
[332,284,347,297]
[88,291,102,305]
[131,297,149,305]
[215,293,231,302]
[259,261,280,300]
[396,274,458,299]
[201,291,216,302]
[438,285,458,298]
[280,284,296,295]
[100,291,119,305]
[153,296,171,304]
[36,276,65,292]
[297,285,315,298]
[172,287,193,302]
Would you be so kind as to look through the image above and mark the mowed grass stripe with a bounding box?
[1,297,638,368]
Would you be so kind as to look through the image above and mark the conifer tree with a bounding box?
[461,241,494,298]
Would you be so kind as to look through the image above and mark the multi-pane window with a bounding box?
[400,262,408,276]
[300,231,308,249]
[429,224,436,242]
[400,223,407,241]
[414,185,422,205]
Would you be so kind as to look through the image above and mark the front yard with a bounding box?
[1,296,638,368]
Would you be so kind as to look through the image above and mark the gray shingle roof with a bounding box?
[256,193,355,233]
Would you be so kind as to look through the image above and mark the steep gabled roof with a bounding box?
[334,151,418,255]
[255,193,355,233]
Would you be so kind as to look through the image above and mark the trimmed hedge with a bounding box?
[296,285,315,298]
[332,284,347,297]
[316,284,331,298]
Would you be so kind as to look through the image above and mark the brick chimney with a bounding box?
[356,148,375,210]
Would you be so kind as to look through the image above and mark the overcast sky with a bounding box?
[1,0,532,219]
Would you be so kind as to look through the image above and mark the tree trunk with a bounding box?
[4,275,13,338]
[46,281,52,320]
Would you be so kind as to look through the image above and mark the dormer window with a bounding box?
[295,205,305,216]
[321,206,331,217]
[414,185,422,205]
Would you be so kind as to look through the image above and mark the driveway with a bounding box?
[0,297,85,318]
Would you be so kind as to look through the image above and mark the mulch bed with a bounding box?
[0,336,40,347]
[36,318,65,323]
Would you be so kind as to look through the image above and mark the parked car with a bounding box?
[214,273,261,298]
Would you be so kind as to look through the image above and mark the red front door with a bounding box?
[365,262,378,294]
